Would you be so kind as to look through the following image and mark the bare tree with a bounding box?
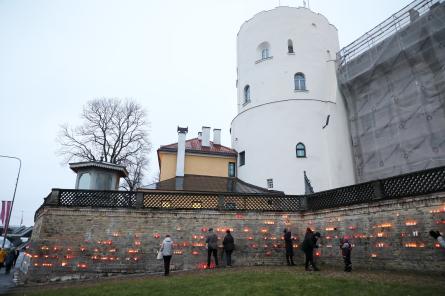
[57,98,151,190]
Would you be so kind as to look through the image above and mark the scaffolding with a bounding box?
[337,0,445,182]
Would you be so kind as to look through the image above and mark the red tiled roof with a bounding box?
[158,138,237,157]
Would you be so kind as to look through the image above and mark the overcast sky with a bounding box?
[0,0,411,226]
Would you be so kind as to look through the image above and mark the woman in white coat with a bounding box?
[160,234,173,276]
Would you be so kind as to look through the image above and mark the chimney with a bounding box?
[176,126,188,177]
[198,132,202,141]
[202,126,210,147]
[213,129,221,145]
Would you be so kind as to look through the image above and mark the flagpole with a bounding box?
[0,155,22,249]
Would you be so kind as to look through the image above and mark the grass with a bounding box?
[13,267,445,296]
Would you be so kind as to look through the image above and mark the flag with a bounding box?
[0,200,12,226]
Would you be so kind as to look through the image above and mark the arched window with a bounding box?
[261,48,269,59]
[243,85,250,103]
[288,39,294,53]
[294,73,306,91]
[257,42,271,61]
[296,143,306,158]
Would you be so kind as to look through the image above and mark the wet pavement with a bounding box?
[0,268,16,295]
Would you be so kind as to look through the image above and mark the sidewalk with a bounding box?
[0,267,15,295]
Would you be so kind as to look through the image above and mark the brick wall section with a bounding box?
[22,192,445,283]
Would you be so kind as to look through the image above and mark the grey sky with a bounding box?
[0,0,411,226]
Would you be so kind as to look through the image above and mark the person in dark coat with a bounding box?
[284,228,295,266]
[301,228,320,271]
[223,229,235,266]
[340,238,352,272]
[12,249,19,267]
[205,228,219,268]
[4,249,15,274]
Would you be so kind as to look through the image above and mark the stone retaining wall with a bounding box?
[22,192,445,283]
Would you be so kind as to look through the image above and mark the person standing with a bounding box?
[223,229,235,267]
[4,249,15,275]
[205,228,219,268]
[160,235,173,276]
[301,228,320,271]
[0,248,6,269]
[340,238,352,272]
[429,230,445,248]
[284,228,295,266]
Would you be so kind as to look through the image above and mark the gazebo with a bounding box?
[69,161,128,190]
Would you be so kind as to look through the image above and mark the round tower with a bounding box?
[231,6,355,194]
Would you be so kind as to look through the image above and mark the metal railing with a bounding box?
[34,165,445,220]
[337,0,440,67]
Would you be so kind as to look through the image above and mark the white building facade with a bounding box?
[231,6,355,194]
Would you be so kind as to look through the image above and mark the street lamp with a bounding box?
[0,155,22,249]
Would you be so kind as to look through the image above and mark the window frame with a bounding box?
[243,85,251,105]
[294,72,306,91]
[288,39,294,54]
[228,162,236,177]
[239,151,246,166]
[296,143,306,158]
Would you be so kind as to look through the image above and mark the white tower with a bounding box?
[231,6,355,194]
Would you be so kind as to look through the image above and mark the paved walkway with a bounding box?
[0,267,16,295]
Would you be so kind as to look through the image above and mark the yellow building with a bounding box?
[141,126,281,195]
[158,127,237,181]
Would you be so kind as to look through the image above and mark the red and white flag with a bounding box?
[0,201,12,226]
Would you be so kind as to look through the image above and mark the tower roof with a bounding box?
[69,161,128,177]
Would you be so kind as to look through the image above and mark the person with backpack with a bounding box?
[284,228,295,266]
[160,235,173,276]
[301,228,320,271]
[205,228,219,269]
[223,229,235,267]
[340,238,352,272]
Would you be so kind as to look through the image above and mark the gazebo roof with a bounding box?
[69,161,128,177]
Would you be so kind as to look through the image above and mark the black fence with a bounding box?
[35,166,445,220]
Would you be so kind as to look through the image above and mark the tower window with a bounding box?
[296,143,306,158]
[288,39,294,53]
[267,178,273,189]
[257,42,271,61]
[228,162,236,177]
[243,85,250,104]
[239,151,246,166]
[294,73,306,90]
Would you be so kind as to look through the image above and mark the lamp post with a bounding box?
[0,155,22,249]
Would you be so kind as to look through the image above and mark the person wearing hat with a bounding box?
[283,228,295,266]
[205,228,219,269]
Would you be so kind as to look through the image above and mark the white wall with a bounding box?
[232,6,355,194]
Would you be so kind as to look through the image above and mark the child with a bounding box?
[340,238,352,272]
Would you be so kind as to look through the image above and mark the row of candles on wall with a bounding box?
[28,206,445,268]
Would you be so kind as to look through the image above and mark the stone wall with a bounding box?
[22,192,445,282]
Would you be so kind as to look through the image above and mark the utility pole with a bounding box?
[0,155,22,248]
